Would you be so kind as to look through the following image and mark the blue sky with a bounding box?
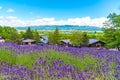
[0,0,120,27]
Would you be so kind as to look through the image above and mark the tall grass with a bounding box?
[0,47,16,65]
[39,50,97,71]
[0,48,97,71]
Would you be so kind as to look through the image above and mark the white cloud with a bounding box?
[0,6,2,9]
[0,16,4,19]
[6,16,17,19]
[0,16,107,27]
[7,8,15,13]
[36,16,42,18]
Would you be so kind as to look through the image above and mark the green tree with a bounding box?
[70,31,82,47]
[20,31,26,39]
[24,27,33,39]
[105,31,120,50]
[103,13,120,50]
[107,13,120,29]
[33,30,40,43]
[2,26,13,41]
[48,28,61,44]
[53,27,61,44]
[48,32,54,44]
[0,26,22,43]
[10,30,22,44]
[103,28,116,43]
[81,32,89,46]
[0,26,3,34]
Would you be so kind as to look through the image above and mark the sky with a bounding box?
[0,0,120,27]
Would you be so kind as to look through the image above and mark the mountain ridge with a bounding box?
[14,25,102,31]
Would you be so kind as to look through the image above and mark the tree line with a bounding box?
[48,27,89,47]
[0,26,90,46]
[0,26,40,44]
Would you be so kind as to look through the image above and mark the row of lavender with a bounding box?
[0,42,120,80]
[0,56,98,80]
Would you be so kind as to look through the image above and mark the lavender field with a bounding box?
[0,43,120,80]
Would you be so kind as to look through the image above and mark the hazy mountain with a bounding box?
[15,25,102,31]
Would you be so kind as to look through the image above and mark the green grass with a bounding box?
[0,48,97,71]
[0,48,16,65]
[39,50,97,71]
[15,53,38,69]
